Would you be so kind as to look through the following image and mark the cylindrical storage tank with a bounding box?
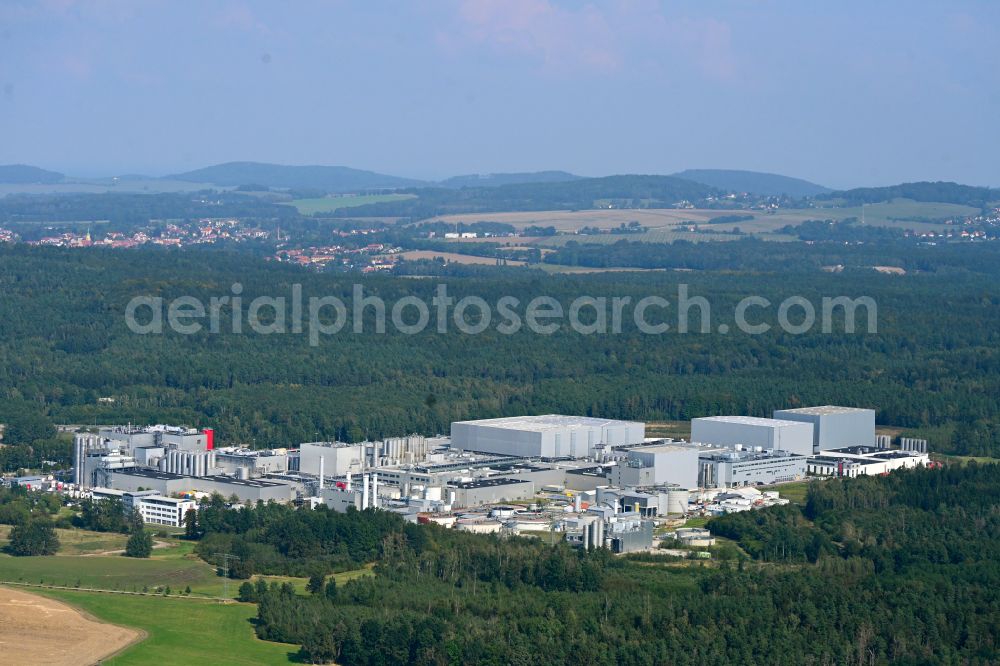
[666,487,690,515]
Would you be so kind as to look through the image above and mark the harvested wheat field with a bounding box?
[0,586,142,665]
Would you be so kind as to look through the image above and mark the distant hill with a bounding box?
[0,164,64,184]
[169,162,426,192]
[821,181,1000,207]
[672,169,830,197]
[439,171,582,189]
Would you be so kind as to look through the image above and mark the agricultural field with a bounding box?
[0,586,142,666]
[726,199,979,235]
[288,193,415,214]
[535,229,748,246]
[427,208,720,232]
[429,198,976,244]
[35,589,297,665]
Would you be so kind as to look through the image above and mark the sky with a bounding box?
[0,0,998,188]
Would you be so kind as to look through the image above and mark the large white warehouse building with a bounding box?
[691,416,814,457]
[451,415,645,459]
[772,406,875,454]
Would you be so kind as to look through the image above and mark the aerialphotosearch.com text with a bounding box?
[125,283,878,345]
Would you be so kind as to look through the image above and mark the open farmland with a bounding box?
[0,586,142,666]
[289,193,416,214]
[729,198,980,234]
[427,198,977,243]
[425,208,721,231]
[534,229,751,246]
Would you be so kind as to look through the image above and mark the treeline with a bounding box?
[711,464,1000,574]
[0,485,63,556]
[543,236,1000,274]
[779,218,908,242]
[0,191,298,228]
[241,464,1000,664]
[0,408,70,473]
[190,497,406,576]
[819,181,1000,207]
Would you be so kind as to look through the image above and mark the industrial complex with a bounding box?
[8,405,929,553]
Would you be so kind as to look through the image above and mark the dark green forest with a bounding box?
[1,244,999,455]
[194,464,999,664]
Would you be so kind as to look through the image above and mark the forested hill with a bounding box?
[1,244,998,455]
[331,175,720,218]
[169,162,426,192]
[438,171,582,188]
[0,164,64,184]
[671,168,830,197]
[821,181,1000,207]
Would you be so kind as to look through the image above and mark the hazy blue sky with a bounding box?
[1,1,997,188]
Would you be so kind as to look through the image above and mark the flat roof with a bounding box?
[808,456,880,466]
[452,414,643,432]
[115,469,290,488]
[694,416,811,428]
[630,443,700,455]
[451,478,530,489]
[775,406,874,416]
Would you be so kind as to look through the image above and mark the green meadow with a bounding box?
[36,589,297,665]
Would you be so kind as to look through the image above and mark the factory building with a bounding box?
[697,448,807,488]
[691,416,814,457]
[807,446,929,478]
[318,472,385,512]
[606,516,654,553]
[451,415,645,459]
[594,485,690,516]
[565,514,653,553]
[107,469,296,503]
[299,442,364,477]
[74,425,213,490]
[772,406,876,453]
[565,515,605,550]
[608,443,701,489]
[451,478,534,508]
[214,448,290,478]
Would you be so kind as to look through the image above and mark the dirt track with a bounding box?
[0,586,141,665]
